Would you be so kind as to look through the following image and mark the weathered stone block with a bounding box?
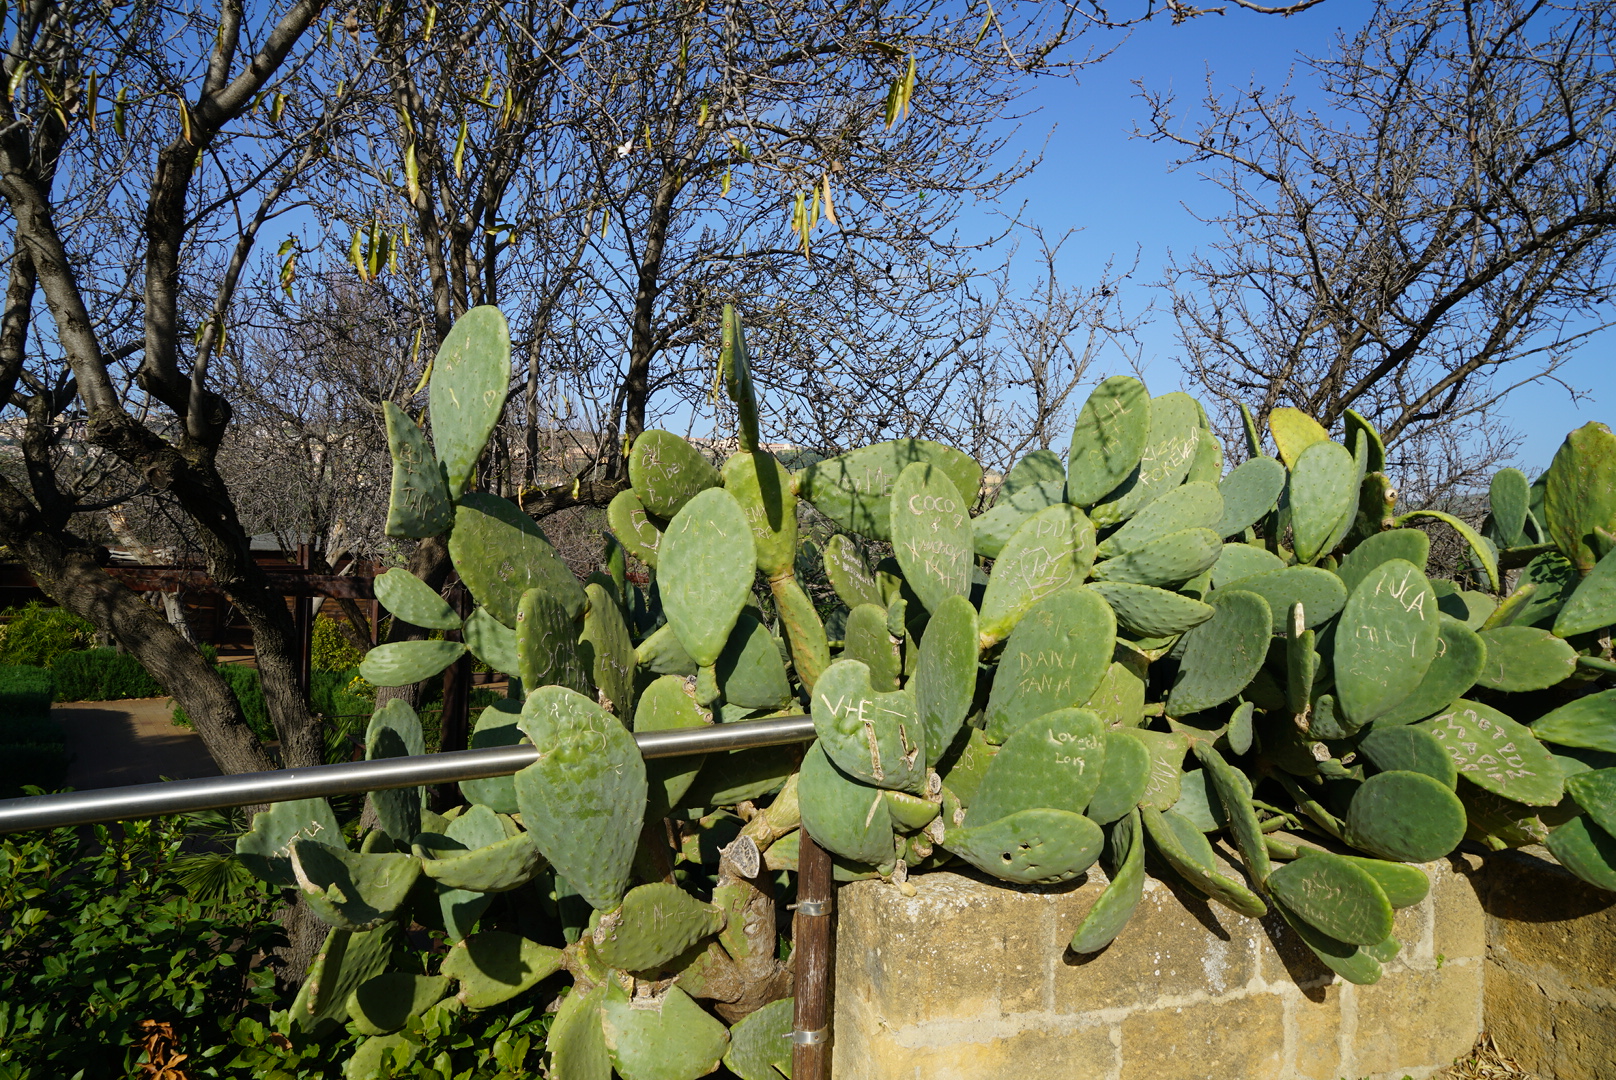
[1433,854,1486,963]
[1349,961,1483,1077]
[1053,876,1259,1009]
[1118,993,1286,1080]
[835,869,1062,1029]
[1287,982,1345,1080]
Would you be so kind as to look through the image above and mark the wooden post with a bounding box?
[792,829,834,1080]
[294,543,313,698]
[433,580,473,810]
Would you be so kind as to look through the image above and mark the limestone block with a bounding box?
[1286,982,1346,1080]
[1118,993,1286,1080]
[1349,961,1483,1077]
[1052,875,1260,1009]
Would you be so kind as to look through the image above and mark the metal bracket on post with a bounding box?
[787,1028,828,1045]
[789,898,833,917]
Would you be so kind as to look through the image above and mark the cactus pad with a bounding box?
[383,401,454,538]
[983,588,1116,743]
[287,924,400,1032]
[1097,481,1223,559]
[607,488,665,568]
[365,699,426,843]
[1488,467,1531,547]
[515,686,646,910]
[796,741,894,866]
[1267,852,1393,945]
[1343,770,1467,862]
[358,639,466,687]
[634,675,710,816]
[462,606,519,677]
[798,438,981,540]
[373,567,460,631]
[1531,690,1616,752]
[1341,856,1429,908]
[593,882,726,972]
[1084,729,1152,824]
[237,798,343,886]
[823,533,884,609]
[1224,566,1347,633]
[890,461,973,613]
[428,306,509,498]
[420,826,544,894]
[721,304,761,452]
[1554,546,1616,637]
[1267,407,1330,467]
[659,487,756,667]
[600,980,730,1080]
[979,503,1097,644]
[1375,615,1485,727]
[451,493,585,627]
[1140,806,1266,917]
[944,806,1104,884]
[1089,392,1202,526]
[581,581,636,716]
[443,931,563,1009]
[1564,769,1616,837]
[715,612,792,709]
[722,996,794,1080]
[629,430,721,518]
[1545,814,1616,890]
[1066,376,1151,506]
[548,982,610,1080]
[517,585,590,695]
[841,603,901,690]
[1125,728,1190,811]
[1289,439,1358,563]
[1167,589,1271,716]
[1215,456,1286,538]
[1089,581,1214,638]
[1543,421,1616,573]
[1272,898,1384,986]
[1420,699,1563,805]
[721,450,798,577]
[1090,527,1222,588]
[968,708,1107,825]
[290,841,422,931]
[812,659,925,793]
[1082,646,1149,728]
[1070,809,1146,953]
[1358,725,1457,788]
[914,594,979,766]
[1335,528,1431,594]
[457,701,524,814]
[346,972,451,1036]
[1212,542,1285,587]
[1334,559,1440,727]
[1475,625,1579,691]
[1194,742,1271,884]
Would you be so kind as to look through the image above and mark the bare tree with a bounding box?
[1141,0,1616,500]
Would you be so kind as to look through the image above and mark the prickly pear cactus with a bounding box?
[231,305,1616,1070]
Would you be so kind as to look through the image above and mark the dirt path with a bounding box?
[52,698,220,789]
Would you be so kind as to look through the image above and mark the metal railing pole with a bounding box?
[0,715,816,835]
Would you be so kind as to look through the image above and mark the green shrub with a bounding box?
[0,809,557,1079]
[0,667,66,797]
[49,648,163,701]
[0,603,92,667]
[311,613,366,672]
[0,665,53,718]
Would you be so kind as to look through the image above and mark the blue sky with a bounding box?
[984,0,1609,474]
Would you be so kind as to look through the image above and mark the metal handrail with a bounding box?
[0,714,816,835]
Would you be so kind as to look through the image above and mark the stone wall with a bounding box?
[831,854,1487,1080]
[1476,847,1616,1080]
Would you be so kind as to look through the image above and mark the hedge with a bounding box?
[0,665,67,797]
